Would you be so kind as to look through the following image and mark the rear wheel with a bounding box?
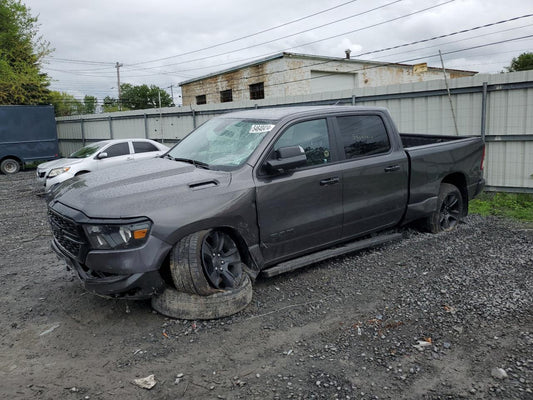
[426,183,464,233]
[0,158,20,174]
[170,230,244,295]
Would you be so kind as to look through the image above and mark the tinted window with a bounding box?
[274,119,330,167]
[104,142,130,158]
[133,141,158,153]
[337,115,390,159]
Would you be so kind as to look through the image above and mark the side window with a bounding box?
[274,119,330,167]
[133,141,158,153]
[337,115,390,159]
[103,142,130,158]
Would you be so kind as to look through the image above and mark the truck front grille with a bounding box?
[48,208,87,260]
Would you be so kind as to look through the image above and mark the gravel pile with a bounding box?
[0,171,531,399]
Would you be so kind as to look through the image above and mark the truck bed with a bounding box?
[400,133,472,149]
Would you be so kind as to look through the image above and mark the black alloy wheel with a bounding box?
[201,231,243,290]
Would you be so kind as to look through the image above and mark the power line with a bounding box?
[129,0,363,66]
[125,0,453,73]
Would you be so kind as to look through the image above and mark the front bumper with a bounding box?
[52,238,168,299]
[49,204,171,299]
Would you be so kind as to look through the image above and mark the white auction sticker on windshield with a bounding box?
[249,124,275,134]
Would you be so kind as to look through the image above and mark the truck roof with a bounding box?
[222,106,388,121]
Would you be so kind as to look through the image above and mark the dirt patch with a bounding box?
[1,171,532,399]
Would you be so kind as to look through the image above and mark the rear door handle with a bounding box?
[384,165,400,172]
[320,177,340,186]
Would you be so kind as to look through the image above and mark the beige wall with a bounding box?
[181,55,474,106]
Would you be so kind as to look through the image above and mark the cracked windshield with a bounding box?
[168,117,276,169]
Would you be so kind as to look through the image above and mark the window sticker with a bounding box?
[249,124,275,134]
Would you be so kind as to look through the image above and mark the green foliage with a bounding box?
[49,90,83,116]
[83,95,97,114]
[469,192,533,221]
[0,0,52,104]
[120,83,173,110]
[506,52,533,72]
[102,95,124,112]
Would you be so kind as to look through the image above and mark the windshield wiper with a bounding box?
[171,157,210,169]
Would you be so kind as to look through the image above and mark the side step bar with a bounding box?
[261,232,402,278]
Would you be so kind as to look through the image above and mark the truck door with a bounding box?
[333,114,408,238]
[255,118,343,264]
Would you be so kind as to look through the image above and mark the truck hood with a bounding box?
[38,157,86,170]
[49,158,232,219]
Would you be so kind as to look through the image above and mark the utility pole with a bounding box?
[115,62,123,110]
[439,50,459,136]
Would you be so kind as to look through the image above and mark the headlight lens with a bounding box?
[48,167,71,178]
[83,221,151,250]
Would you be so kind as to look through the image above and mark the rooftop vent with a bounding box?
[345,49,351,59]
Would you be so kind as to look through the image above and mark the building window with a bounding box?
[220,89,233,103]
[249,82,264,100]
[196,95,206,105]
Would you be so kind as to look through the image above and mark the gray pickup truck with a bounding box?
[47,106,485,300]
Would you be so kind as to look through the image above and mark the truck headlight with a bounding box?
[48,167,71,178]
[83,220,151,250]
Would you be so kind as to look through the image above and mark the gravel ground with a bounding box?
[0,171,532,400]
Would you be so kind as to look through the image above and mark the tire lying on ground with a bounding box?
[151,274,253,320]
[170,230,245,296]
[425,183,464,233]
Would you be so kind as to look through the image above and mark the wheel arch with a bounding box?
[1,155,22,165]
[441,172,468,217]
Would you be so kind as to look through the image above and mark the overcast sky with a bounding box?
[23,0,533,105]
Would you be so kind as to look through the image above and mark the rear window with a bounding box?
[133,141,158,153]
[337,115,390,159]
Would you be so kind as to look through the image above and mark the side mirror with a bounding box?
[97,152,108,159]
[265,146,307,174]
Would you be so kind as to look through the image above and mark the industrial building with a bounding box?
[179,51,476,106]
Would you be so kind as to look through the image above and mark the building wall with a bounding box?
[181,54,474,106]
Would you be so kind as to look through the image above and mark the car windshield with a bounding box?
[69,142,107,158]
[167,117,277,170]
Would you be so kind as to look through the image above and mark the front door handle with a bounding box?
[384,165,400,172]
[320,177,340,186]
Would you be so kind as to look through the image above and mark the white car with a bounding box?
[37,139,169,191]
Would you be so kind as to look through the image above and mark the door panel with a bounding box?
[256,164,343,263]
[334,115,408,237]
[255,117,342,264]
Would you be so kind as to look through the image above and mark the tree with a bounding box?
[0,0,52,104]
[102,95,121,112]
[83,95,97,114]
[49,91,83,116]
[120,83,173,110]
[506,52,533,72]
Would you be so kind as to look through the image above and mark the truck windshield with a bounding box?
[69,142,107,158]
[167,117,277,170]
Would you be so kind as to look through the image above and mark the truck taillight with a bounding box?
[480,145,485,171]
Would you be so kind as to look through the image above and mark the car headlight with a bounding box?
[83,220,152,250]
[48,167,71,178]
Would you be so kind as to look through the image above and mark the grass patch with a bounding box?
[469,192,533,221]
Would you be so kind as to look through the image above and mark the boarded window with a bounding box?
[220,89,233,103]
[336,115,390,159]
[249,82,264,100]
[196,95,206,105]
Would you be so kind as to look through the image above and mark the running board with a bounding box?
[261,233,402,278]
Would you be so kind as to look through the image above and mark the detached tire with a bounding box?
[426,183,464,233]
[151,274,253,320]
[170,230,244,295]
[1,158,20,174]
